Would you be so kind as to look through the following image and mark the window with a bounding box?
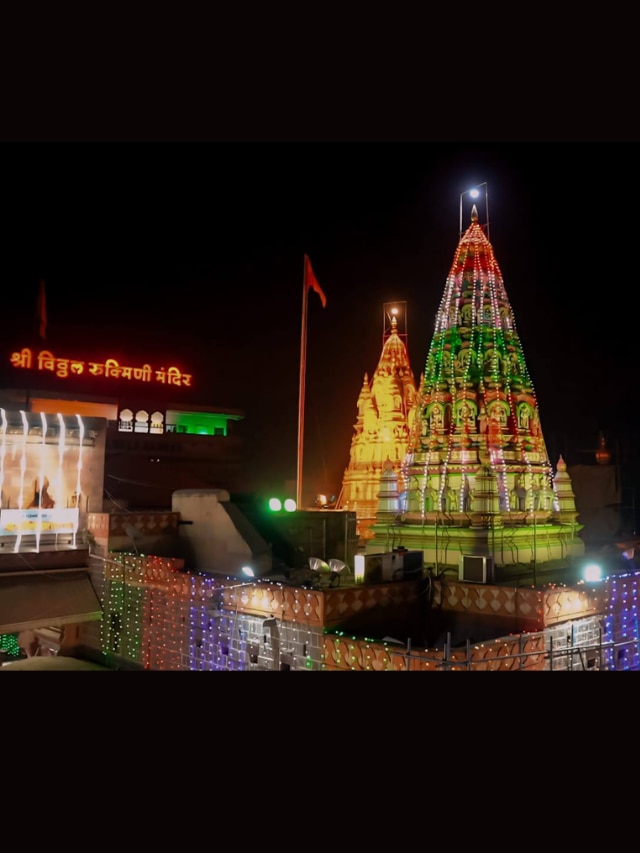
[150,411,164,434]
[134,410,149,433]
[119,408,134,432]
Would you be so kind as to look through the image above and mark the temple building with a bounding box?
[0,343,247,509]
[337,302,418,541]
[367,204,585,575]
[0,337,248,659]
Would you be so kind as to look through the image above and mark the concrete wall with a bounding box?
[171,489,271,576]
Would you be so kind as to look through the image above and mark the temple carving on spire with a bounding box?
[337,303,417,540]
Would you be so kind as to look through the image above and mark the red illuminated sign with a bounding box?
[9,348,193,387]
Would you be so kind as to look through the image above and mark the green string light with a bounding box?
[0,634,21,657]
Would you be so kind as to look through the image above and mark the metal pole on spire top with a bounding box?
[382,300,408,348]
[459,182,490,240]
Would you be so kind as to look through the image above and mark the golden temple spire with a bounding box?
[471,204,478,223]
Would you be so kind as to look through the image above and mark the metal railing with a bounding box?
[397,629,640,671]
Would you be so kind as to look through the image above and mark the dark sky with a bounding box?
[1,142,637,501]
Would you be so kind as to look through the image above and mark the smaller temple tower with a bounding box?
[337,302,418,541]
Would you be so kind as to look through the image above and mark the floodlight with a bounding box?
[309,557,339,588]
[583,562,603,583]
[328,558,349,574]
[309,557,330,573]
[328,558,350,586]
[241,566,256,578]
[459,181,489,240]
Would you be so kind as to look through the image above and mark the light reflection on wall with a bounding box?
[0,408,96,551]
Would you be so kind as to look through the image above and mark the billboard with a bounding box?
[0,408,106,549]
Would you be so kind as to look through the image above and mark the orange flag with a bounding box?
[304,254,327,308]
[36,278,47,340]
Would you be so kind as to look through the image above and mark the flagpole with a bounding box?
[28,278,48,410]
[296,256,308,510]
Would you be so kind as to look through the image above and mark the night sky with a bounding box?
[1,142,637,502]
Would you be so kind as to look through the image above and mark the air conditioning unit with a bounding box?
[353,550,424,583]
[459,555,494,584]
[397,549,424,578]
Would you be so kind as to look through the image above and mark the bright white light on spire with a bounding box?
[469,188,480,199]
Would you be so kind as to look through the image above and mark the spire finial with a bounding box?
[471,204,478,223]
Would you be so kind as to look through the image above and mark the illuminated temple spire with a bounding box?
[367,200,584,571]
[337,302,417,540]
